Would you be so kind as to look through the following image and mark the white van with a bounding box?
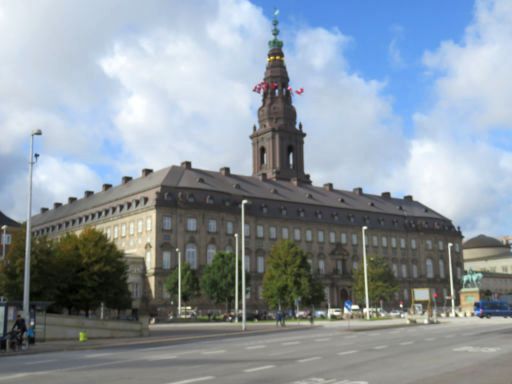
[327,308,343,319]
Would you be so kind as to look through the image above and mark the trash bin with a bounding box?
[79,331,88,342]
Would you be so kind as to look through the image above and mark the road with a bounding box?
[1,318,511,384]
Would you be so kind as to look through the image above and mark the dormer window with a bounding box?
[280,206,287,216]
[206,195,214,204]
[297,208,305,218]
[187,193,195,203]
[261,204,268,214]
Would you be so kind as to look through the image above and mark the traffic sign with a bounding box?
[344,300,352,313]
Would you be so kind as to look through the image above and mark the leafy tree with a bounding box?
[263,240,324,310]
[200,252,249,311]
[353,255,399,306]
[165,261,199,306]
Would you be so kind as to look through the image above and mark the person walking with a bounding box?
[12,314,27,349]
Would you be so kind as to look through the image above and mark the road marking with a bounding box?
[315,338,329,342]
[146,354,178,361]
[373,345,388,350]
[399,341,413,346]
[424,337,436,341]
[298,356,322,363]
[337,350,358,356]
[453,346,501,353]
[24,359,58,365]
[85,352,112,358]
[201,350,226,355]
[166,376,215,384]
[0,373,30,382]
[246,345,266,350]
[282,341,300,346]
[244,365,275,373]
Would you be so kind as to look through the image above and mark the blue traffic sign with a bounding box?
[344,300,352,312]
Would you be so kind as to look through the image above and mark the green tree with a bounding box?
[262,240,324,310]
[353,255,399,306]
[200,252,248,311]
[165,262,199,306]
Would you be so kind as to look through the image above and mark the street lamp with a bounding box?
[448,243,456,317]
[234,233,239,324]
[241,199,250,331]
[1,225,7,260]
[362,226,370,320]
[23,129,42,323]
[176,248,181,318]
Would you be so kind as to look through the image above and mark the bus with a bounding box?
[474,300,512,318]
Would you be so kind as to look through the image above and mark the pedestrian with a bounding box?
[12,314,27,349]
[276,311,281,327]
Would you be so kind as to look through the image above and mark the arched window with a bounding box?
[287,146,294,169]
[401,263,408,278]
[185,243,197,269]
[426,258,434,278]
[392,263,398,278]
[439,259,445,278]
[412,263,418,278]
[207,244,216,265]
[260,147,267,166]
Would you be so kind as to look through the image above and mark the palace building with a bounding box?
[31,17,464,315]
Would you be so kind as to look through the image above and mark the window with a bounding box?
[438,240,444,251]
[163,216,172,231]
[439,259,445,278]
[258,286,264,300]
[187,217,197,232]
[318,230,324,243]
[502,266,509,273]
[306,229,313,242]
[245,255,250,272]
[131,283,140,299]
[426,259,434,278]
[127,222,133,236]
[256,225,264,239]
[456,266,462,279]
[146,217,152,232]
[381,236,387,247]
[113,225,119,239]
[401,264,407,278]
[318,259,325,274]
[121,224,127,237]
[412,264,418,278]
[352,233,358,245]
[145,249,151,270]
[208,219,217,233]
[336,259,343,274]
[137,219,143,234]
[282,227,289,240]
[400,238,406,249]
[225,245,233,253]
[403,289,409,301]
[426,240,432,250]
[329,232,336,244]
[411,239,417,249]
[392,263,398,278]
[341,233,347,244]
[269,226,277,240]
[226,221,234,235]
[455,243,460,252]
[257,256,265,273]
[294,228,301,241]
[353,260,358,271]
[244,224,250,237]
[163,250,171,270]
[207,244,216,265]
[185,244,198,269]
[106,228,111,239]
[391,237,397,248]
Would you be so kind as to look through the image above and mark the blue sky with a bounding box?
[1,0,511,239]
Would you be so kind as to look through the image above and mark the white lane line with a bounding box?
[337,350,358,356]
[85,352,113,358]
[424,337,436,341]
[201,350,226,355]
[399,341,414,346]
[298,356,322,363]
[0,373,30,382]
[146,354,178,361]
[282,341,300,346]
[373,345,388,350]
[24,359,57,365]
[244,365,275,373]
[166,376,215,384]
[246,345,266,350]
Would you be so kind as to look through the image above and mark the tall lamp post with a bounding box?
[234,233,239,323]
[176,248,181,318]
[362,226,370,320]
[1,225,7,260]
[241,199,250,331]
[23,129,42,323]
[448,243,456,317]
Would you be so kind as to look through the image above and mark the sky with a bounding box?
[1,0,511,239]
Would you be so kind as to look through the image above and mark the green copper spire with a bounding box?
[268,8,283,49]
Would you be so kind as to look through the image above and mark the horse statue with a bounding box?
[462,269,483,288]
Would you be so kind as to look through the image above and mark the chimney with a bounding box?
[259,173,267,181]
[353,187,363,195]
[381,192,391,198]
[102,183,112,192]
[291,177,299,186]
[323,183,333,192]
[84,190,94,197]
[181,161,192,169]
[68,197,77,204]
[53,202,62,209]
[40,207,49,213]
[404,195,413,201]
[220,167,231,176]
[122,176,132,184]
[141,168,153,177]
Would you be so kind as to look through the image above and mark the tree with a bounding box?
[262,240,324,310]
[200,251,248,311]
[165,262,199,306]
[353,255,399,306]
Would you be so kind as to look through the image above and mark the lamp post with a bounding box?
[176,248,181,318]
[234,233,239,323]
[362,226,370,320]
[448,242,455,317]
[1,225,7,260]
[23,129,42,323]
[241,199,250,331]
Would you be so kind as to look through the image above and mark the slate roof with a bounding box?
[32,163,451,228]
[463,234,508,250]
[0,211,21,228]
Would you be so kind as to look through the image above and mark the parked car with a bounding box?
[314,309,327,319]
[327,308,343,319]
[389,309,405,318]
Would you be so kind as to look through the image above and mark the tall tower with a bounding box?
[251,13,311,184]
